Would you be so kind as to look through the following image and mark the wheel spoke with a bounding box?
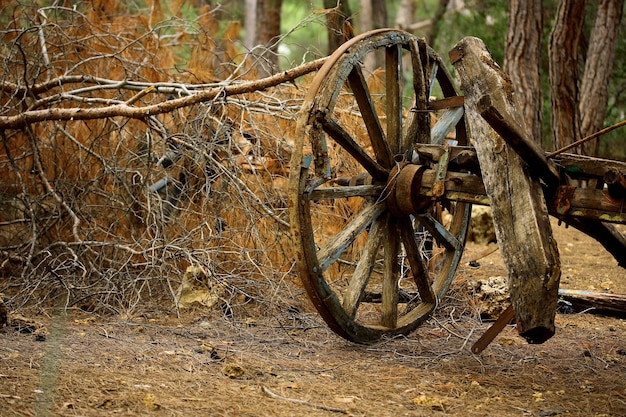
[341,216,385,318]
[398,217,435,304]
[407,38,430,147]
[317,202,385,273]
[429,61,440,96]
[308,184,384,201]
[417,213,461,251]
[431,107,464,145]
[381,215,400,328]
[319,115,389,179]
[433,61,469,146]
[386,44,402,155]
[347,66,393,167]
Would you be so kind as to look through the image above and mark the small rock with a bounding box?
[470,276,510,320]
[222,363,245,379]
[175,266,227,311]
[467,206,496,245]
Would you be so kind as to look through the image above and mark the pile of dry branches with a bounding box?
[0,2,322,315]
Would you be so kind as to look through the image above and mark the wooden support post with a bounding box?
[451,37,561,344]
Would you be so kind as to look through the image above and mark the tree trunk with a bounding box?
[504,0,544,146]
[548,0,587,153]
[324,0,353,54]
[253,0,283,77]
[395,0,416,30]
[359,0,372,34]
[427,0,450,47]
[579,0,625,155]
[244,0,257,51]
[361,0,387,72]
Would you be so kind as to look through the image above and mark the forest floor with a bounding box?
[1,220,625,417]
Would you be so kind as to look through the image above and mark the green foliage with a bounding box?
[279,2,328,65]
[431,0,509,65]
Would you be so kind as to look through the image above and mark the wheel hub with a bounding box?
[387,163,432,216]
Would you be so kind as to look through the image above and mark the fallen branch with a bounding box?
[0,57,327,130]
[558,289,626,317]
[261,386,348,414]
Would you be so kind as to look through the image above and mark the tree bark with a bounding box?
[426,0,450,47]
[324,0,353,54]
[253,0,283,77]
[244,0,257,51]
[360,0,387,72]
[504,0,544,146]
[548,0,587,153]
[395,0,416,30]
[579,0,625,155]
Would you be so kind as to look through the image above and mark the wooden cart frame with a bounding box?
[287,30,626,350]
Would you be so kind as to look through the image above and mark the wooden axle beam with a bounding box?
[330,157,626,225]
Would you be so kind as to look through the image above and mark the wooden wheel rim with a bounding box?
[289,30,471,343]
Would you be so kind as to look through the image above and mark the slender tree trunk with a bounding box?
[359,0,372,33]
[361,0,387,72]
[579,0,624,155]
[244,0,257,51]
[548,0,587,153]
[395,0,416,30]
[504,0,544,145]
[371,0,387,30]
[324,0,352,54]
[253,0,282,77]
[427,0,450,47]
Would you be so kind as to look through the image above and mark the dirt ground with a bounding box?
[1,220,625,417]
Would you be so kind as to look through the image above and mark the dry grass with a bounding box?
[0,2,311,317]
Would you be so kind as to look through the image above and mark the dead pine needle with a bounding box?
[261,386,348,414]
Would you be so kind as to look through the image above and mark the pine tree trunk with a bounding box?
[361,0,387,72]
[548,0,587,152]
[395,0,416,30]
[324,0,352,53]
[579,0,625,155]
[254,0,282,77]
[504,0,544,146]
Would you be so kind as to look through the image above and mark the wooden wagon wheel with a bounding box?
[288,29,471,343]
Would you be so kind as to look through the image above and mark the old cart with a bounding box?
[287,30,626,349]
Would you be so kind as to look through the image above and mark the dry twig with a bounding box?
[261,386,349,414]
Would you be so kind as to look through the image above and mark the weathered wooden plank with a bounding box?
[308,185,384,201]
[552,154,626,179]
[558,289,626,317]
[451,37,561,344]
[559,218,626,268]
[341,216,386,318]
[381,214,400,328]
[317,203,384,273]
[319,115,389,180]
[471,305,515,354]
[347,66,393,167]
[398,217,435,304]
[386,45,402,155]
[323,168,625,224]
[477,95,560,189]
[430,107,465,145]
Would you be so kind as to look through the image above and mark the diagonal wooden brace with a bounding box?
[471,305,516,354]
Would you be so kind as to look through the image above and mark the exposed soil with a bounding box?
[1,220,625,417]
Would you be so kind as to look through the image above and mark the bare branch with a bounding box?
[0,58,326,130]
